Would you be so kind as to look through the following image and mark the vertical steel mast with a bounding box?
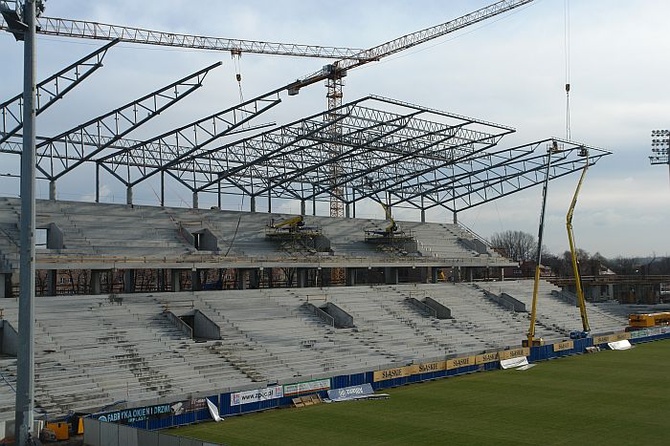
[15,0,37,444]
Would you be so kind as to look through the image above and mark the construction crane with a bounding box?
[286,0,535,218]
[567,147,591,339]
[0,5,364,58]
[3,0,535,219]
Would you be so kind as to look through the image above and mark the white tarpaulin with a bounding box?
[500,356,529,370]
[608,340,632,351]
[516,364,536,371]
[206,398,223,422]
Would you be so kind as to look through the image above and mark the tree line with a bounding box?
[489,230,670,276]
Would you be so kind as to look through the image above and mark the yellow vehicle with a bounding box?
[628,312,670,330]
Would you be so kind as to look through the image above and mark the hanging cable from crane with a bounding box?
[564,0,571,140]
[231,48,245,103]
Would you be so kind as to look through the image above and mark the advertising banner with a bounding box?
[96,398,207,425]
[230,386,284,406]
[283,378,331,396]
[416,360,446,374]
[373,366,413,382]
[476,352,499,364]
[446,356,476,370]
[498,347,530,361]
[553,340,574,352]
[593,332,630,345]
[327,383,374,402]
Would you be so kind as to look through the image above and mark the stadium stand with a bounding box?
[0,199,635,427]
[0,281,630,421]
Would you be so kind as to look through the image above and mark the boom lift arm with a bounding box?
[566,148,591,335]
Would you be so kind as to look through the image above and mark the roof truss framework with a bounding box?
[0,39,117,144]
[168,96,516,198]
[0,91,611,213]
[34,61,222,181]
[385,139,610,212]
[97,93,283,188]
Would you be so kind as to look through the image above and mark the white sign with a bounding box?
[284,379,331,396]
[231,386,284,406]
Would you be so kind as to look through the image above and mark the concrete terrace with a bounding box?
[0,282,630,421]
[0,197,513,271]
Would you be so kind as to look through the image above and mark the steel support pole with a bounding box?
[15,1,37,444]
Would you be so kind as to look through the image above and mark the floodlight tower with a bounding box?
[1,1,38,445]
[650,130,670,186]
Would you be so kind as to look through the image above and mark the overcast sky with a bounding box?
[1,0,669,258]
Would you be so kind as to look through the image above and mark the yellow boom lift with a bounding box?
[567,148,591,338]
[524,142,560,347]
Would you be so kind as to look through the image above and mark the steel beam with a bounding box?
[0,39,117,144]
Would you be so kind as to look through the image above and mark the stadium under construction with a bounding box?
[3,1,670,445]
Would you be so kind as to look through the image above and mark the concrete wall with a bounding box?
[194,229,218,252]
[487,292,526,312]
[406,297,437,318]
[0,320,18,356]
[323,302,354,328]
[193,310,221,340]
[84,418,221,446]
[45,222,64,249]
[165,311,193,338]
[303,302,335,327]
[424,297,452,319]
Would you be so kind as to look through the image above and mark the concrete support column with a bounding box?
[90,270,102,295]
[236,269,248,290]
[0,274,7,298]
[46,270,57,296]
[431,267,439,284]
[157,269,166,292]
[249,269,260,289]
[191,268,201,291]
[384,267,399,285]
[49,180,56,201]
[123,270,135,293]
[250,195,256,213]
[171,269,181,292]
[126,186,133,206]
[297,268,308,288]
[500,267,505,282]
[346,268,356,286]
[192,192,199,210]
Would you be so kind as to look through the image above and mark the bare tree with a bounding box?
[490,230,537,262]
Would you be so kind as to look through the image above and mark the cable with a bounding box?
[231,49,244,103]
[564,0,571,140]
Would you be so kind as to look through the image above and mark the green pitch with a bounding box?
[172,339,670,446]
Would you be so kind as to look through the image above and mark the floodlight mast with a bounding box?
[4,0,39,444]
[650,129,670,187]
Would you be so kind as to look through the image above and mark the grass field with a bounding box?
[172,339,670,446]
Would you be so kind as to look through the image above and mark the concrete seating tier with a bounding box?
[0,279,629,420]
[0,197,510,266]
[476,280,628,338]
